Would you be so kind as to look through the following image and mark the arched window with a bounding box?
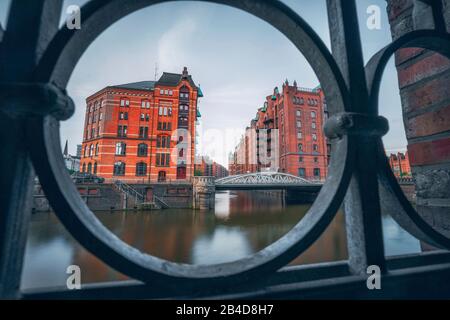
[115,142,126,155]
[137,143,148,157]
[82,163,86,173]
[180,86,190,100]
[95,143,99,156]
[113,161,126,176]
[179,148,184,157]
[311,111,316,118]
[89,144,94,157]
[136,162,147,176]
[87,163,92,174]
[93,162,97,174]
[298,144,303,152]
[84,145,88,157]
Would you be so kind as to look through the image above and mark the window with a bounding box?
[114,161,126,176]
[311,111,316,118]
[119,112,128,120]
[180,86,190,100]
[93,162,97,175]
[312,133,317,141]
[156,153,170,167]
[165,89,169,95]
[89,144,94,157]
[179,148,184,157]
[157,135,171,148]
[178,116,189,128]
[117,125,127,137]
[160,89,164,95]
[298,168,306,178]
[158,171,166,182]
[297,132,302,139]
[139,127,148,139]
[140,113,145,121]
[87,163,92,174]
[296,110,301,117]
[297,121,302,128]
[99,112,103,121]
[299,156,303,163]
[314,168,321,177]
[84,145,88,157]
[180,105,189,112]
[95,143,99,156]
[136,162,147,176]
[314,157,318,163]
[298,143,303,152]
[145,114,150,122]
[158,122,172,131]
[169,90,173,96]
[115,142,126,156]
[312,122,316,129]
[141,100,150,108]
[137,143,148,157]
[82,163,86,173]
[313,144,319,152]
[120,98,130,107]
[300,97,304,104]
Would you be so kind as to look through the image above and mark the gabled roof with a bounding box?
[110,81,156,91]
[156,72,199,89]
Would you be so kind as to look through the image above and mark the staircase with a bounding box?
[113,180,145,205]
[113,180,170,210]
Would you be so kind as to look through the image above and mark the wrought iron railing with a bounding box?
[1,0,450,299]
[113,180,145,204]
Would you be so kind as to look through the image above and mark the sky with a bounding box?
[0,0,407,166]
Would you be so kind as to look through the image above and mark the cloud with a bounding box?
[157,17,198,72]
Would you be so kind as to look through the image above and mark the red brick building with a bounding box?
[389,152,412,178]
[195,156,229,178]
[229,80,329,180]
[80,67,203,183]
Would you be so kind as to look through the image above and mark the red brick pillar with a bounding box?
[387,0,450,238]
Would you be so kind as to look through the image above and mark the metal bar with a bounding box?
[0,0,63,299]
[327,0,386,275]
[21,251,450,299]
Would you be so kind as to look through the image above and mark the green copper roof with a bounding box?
[197,86,204,97]
[261,101,268,112]
[197,109,201,118]
[271,95,276,101]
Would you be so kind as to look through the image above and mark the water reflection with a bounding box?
[21,190,420,290]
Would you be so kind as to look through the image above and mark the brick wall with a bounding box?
[387,0,450,239]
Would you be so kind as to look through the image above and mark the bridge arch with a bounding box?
[215,172,314,186]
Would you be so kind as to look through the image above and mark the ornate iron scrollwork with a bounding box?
[1,0,450,293]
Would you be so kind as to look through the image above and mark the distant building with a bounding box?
[389,152,411,178]
[195,156,229,179]
[76,144,82,158]
[79,67,203,183]
[229,80,329,180]
[63,140,81,173]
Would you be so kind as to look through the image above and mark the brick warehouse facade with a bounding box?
[229,80,329,180]
[79,67,203,183]
[386,1,450,238]
[389,152,412,178]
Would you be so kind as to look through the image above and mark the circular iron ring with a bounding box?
[28,0,353,287]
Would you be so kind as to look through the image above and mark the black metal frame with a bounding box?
[1,0,450,299]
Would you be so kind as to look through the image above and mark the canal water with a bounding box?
[21,190,421,290]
